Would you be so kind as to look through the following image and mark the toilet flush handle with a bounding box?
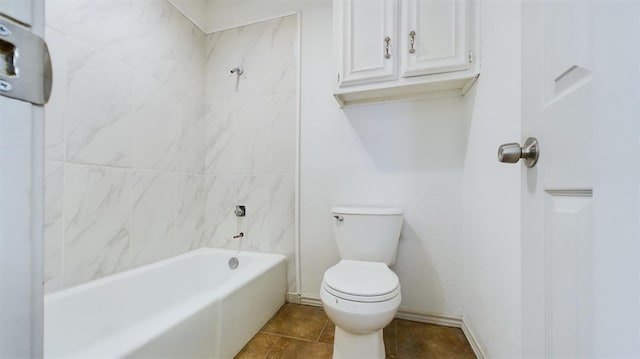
[333,215,344,222]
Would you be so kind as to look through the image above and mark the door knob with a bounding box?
[497,137,539,168]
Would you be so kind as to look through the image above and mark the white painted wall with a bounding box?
[461,1,522,357]
[301,98,469,317]
[296,3,469,316]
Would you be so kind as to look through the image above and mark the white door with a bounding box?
[400,0,469,78]
[518,0,640,357]
[335,0,398,87]
[0,0,47,357]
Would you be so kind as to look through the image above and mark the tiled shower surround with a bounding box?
[43,0,297,293]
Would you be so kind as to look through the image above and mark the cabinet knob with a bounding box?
[384,36,391,59]
[409,31,416,54]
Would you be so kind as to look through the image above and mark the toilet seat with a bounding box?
[322,260,400,303]
[323,282,400,303]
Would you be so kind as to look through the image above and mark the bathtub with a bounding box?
[44,248,287,359]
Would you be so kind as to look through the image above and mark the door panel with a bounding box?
[543,1,592,104]
[522,0,640,357]
[521,0,594,357]
[539,1,594,189]
[544,190,593,358]
[401,0,468,77]
[337,0,397,86]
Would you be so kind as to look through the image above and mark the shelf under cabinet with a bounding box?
[333,70,480,108]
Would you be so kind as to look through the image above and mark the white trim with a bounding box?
[297,295,322,307]
[31,102,45,359]
[294,296,462,327]
[395,309,461,328]
[461,319,486,359]
[205,11,301,34]
[32,5,46,358]
[294,11,302,296]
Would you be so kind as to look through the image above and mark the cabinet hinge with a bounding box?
[468,51,473,63]
[337,73,340,82]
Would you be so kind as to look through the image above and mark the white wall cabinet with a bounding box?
[333,0,479,107]
[401,0,469,77]
[337,0,398,86]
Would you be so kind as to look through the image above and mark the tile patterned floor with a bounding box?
[235,304,477,359]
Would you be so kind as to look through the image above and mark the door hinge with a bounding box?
[468,51,474,63]
[337,73,340,83]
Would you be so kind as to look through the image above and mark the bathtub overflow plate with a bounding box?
[229,257,239,270]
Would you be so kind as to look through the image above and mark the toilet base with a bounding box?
[332,326,385,359]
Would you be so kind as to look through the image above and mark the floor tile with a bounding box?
[266,337,333,359]
[397,319,476,359]
[262,303,328,341]
[236,333,280,359]
[236,304,477,359]
[317,320,334,344]
[383,319,398,358]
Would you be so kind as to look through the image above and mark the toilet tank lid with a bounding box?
[331,207,403,215]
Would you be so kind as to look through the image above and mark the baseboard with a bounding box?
[294,294,463,325]
[461,318,486,359]
[295,294,322,307]
[395,309,462,328]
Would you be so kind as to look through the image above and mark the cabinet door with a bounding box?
[401,0,469,78]
[336,0,398,87]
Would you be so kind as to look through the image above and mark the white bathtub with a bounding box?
[44,248,287,359]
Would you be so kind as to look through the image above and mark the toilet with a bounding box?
[320,207,403,359]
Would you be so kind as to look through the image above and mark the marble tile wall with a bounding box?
[204,15,298,291]
[44,4,298,293]
[43,0,207,292]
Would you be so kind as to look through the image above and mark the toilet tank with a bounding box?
[332,207,403,265]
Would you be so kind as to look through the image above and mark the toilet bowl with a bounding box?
[320,260,401,359]
[320,207,403,359]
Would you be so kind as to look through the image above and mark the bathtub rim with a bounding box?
[44,248,286,303]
